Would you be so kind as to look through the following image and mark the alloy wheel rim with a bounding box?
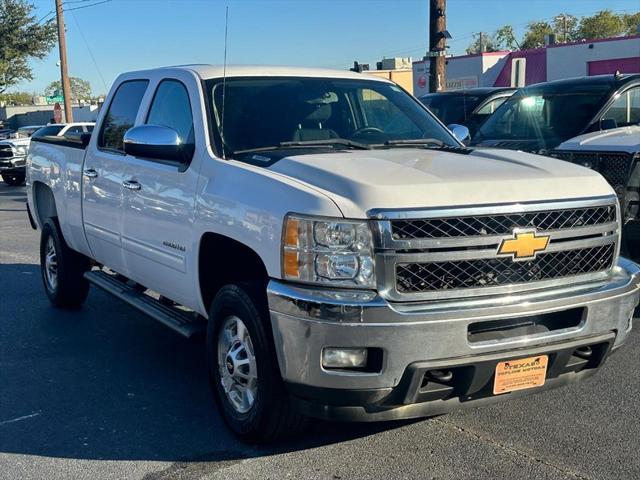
[217,315,258,414]
[44,236,58,291]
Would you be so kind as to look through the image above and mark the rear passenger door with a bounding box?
[82,80,149,275]
[120,78,201,308]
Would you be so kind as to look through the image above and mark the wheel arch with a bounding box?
[32,181,58,228]
[198,232,270,314]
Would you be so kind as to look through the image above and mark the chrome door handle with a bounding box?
[122,180,141,191]
[83,168,98,179]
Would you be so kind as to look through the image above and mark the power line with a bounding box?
[70,10,109,93]
[64,0,113,12]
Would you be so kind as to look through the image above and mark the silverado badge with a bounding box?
[497,229,550,261]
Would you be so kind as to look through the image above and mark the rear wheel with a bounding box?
[40,218,91,308]
[207,284,306,442]
[1,173,25,186]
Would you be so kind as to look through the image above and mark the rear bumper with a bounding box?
[268,258,640,420]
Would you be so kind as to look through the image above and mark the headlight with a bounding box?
[14,146,27,156]
[282,214,375,288]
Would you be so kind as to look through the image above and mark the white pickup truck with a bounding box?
[27,65,640,442]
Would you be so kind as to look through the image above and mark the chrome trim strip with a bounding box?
[384,234,616,263]
[367,195,617,220]
[376,221,618,250]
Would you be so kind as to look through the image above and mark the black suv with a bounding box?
[470,74,640,153]
[419,87,516,136]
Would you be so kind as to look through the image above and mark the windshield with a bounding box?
[473,82,613,148]
[420,94,483,125]
[206,77,458,158]
[16,127,42,139]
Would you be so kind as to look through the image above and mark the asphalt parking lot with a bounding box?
[1,179,639,480]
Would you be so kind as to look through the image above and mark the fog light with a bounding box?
[322,347,368,369]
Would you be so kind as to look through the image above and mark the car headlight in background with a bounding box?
[282,214,375,288]
[14,146,27,156]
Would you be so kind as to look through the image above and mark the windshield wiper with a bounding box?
[233,139,371,156]
[382,138,445,148]
[279,139,372,150]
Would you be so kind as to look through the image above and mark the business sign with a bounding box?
[446,76,479,91]
[412,61,431,96]
[46,94,64,105]
[53,103,63,124]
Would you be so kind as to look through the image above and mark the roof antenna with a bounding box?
[220,5,229,159]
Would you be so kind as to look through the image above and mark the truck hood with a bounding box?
[268,147,614,218]
[0,138,30,148]
[556,126,640,153]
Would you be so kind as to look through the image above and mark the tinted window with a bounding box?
[86,125,94,132]
[475,96,509,115]
[32,126,64,138]
[420,94,483,125]
[474,82,613,148]
[98,80,149,153]
[146,80,194,143]
[603,87,640,127]
[66,126,84,134]
[209,77,456,157]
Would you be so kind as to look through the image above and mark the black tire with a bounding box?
[40,218,91,308]
[1,173,25,186]
[207,284,307,442]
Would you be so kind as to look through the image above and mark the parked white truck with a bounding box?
[27,66,640,442]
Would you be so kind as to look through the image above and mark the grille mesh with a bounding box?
[396,244,615,293]
[391,206,615,240]
[553,151,633,192]
[0,146,13,159]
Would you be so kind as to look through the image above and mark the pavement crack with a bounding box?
[432,417,592,480]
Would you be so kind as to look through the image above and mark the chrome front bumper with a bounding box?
[268,258,640,394]
[0,155,26,171]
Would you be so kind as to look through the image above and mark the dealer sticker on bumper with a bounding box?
[493,355,548,395]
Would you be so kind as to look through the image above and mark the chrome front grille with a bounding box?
[391,205,615,239]
[396,244,615,293]
[0,146,13,159]
[372,196,619,301]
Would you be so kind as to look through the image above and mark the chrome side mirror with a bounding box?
[447,124,471,144]
[123,125,194,164]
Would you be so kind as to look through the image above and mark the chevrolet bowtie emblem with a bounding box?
[497,229,550,261]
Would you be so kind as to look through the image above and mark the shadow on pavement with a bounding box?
[0,263,416,463]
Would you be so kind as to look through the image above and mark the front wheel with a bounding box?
[1,173,25,186]
[40,218,91,308]
[207,284,307,442]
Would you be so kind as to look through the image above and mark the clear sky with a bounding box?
[20,0,640,95]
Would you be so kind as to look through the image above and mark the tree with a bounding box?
[520,21,554,49]
[0,0,58,94]
[465,33,497,55]
[576,10,625,39]
[0,91,34,105]
[45,77,92,103]
[622,12,640,35]
[552,13,579,42]
[495,25,519,50]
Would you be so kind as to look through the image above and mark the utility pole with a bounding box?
[556,14,568,43]
[55,0,73,123]
[479,32,485,53]
[428,0,447,93]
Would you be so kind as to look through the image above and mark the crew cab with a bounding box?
[552,126,640,260]
[0,123,94,186]
[27,65,640,442]
[471,73,640,153]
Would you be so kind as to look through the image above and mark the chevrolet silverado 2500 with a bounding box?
[26,65,640,442]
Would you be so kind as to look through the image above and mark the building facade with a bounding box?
[413,35,640,95]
